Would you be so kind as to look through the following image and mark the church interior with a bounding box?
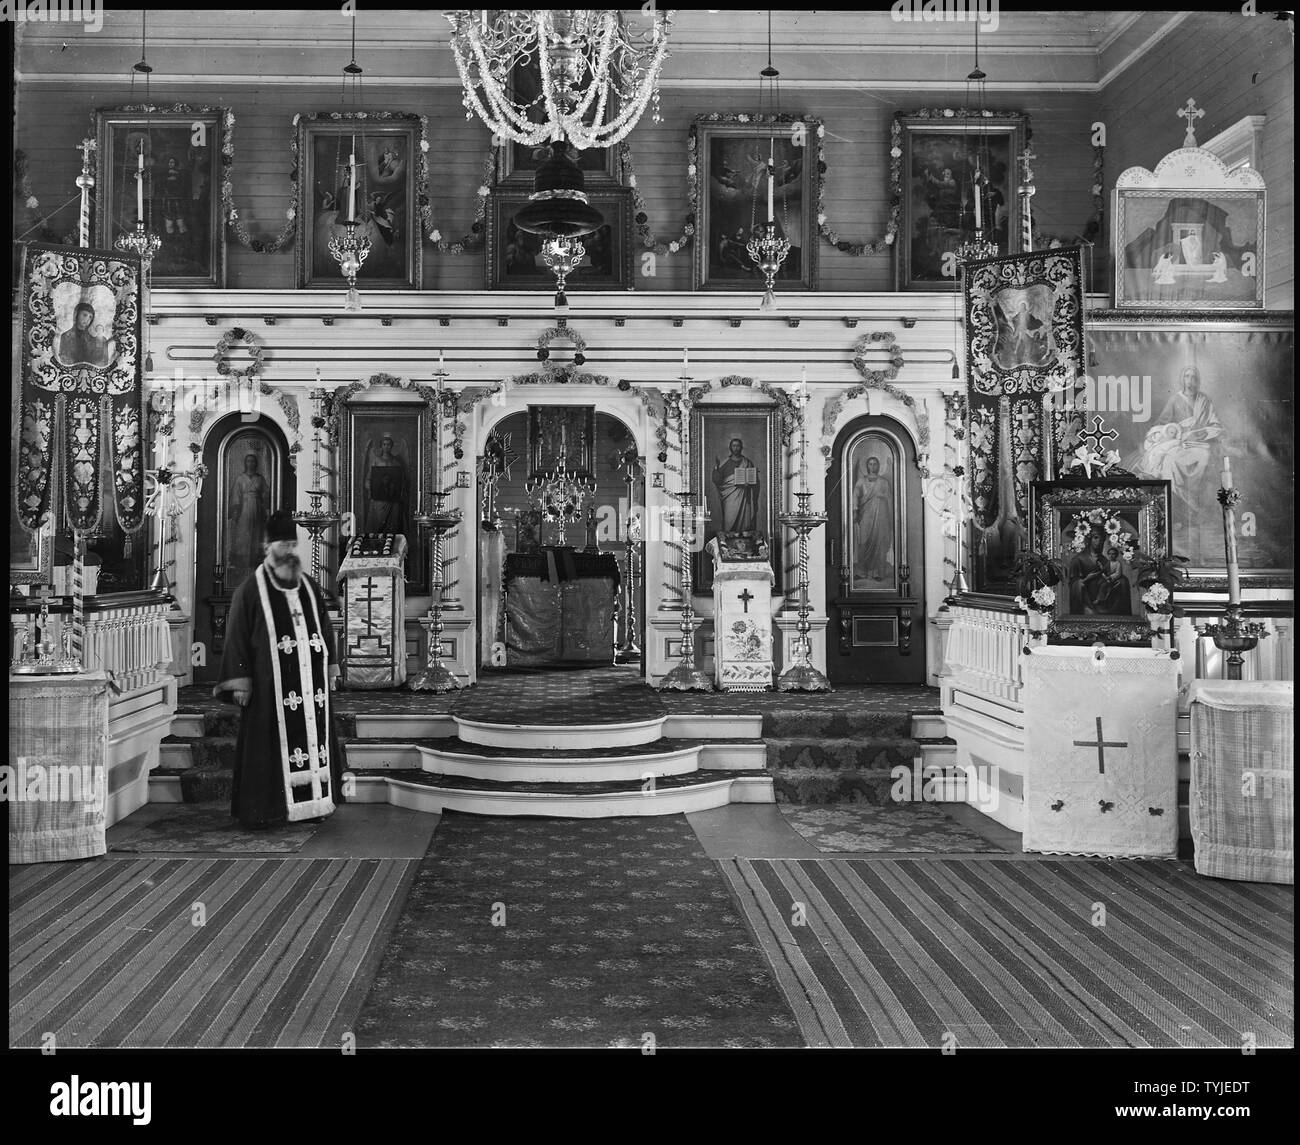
[7,7,1295,1077]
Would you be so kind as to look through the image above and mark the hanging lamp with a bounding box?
[746,10,791,310]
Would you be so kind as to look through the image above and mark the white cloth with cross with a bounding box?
[1022,645,1181,857]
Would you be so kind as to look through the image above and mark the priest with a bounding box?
[213,510,346,828]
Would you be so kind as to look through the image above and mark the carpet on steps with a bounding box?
[353,812,801,1048]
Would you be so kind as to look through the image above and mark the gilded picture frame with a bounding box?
[692,115,820,293]
[1030,478,1172,647]
[94,105,227,288]
[690,403,783,594]
[896,110,1026,290]
[296,113,423,291]
[487,189,632,291]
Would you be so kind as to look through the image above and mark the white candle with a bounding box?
[348,140,357,222]
[1222,456,1233,490]
[682,347,688,374]
[439,349,446,373]
[136,142,145,221]
[1222,456,1241,605]
[973,172,982,230]
[767,160,774,223]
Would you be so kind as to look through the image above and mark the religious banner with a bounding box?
[1022,645,1180,858]
[963,247,1083,595]
[17,243,145,549]
[338,533,409,688]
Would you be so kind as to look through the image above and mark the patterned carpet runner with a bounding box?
[354,813,800,1048]
[9,857,414,1048]
[722,857,1294,1049]
[110,807,321,854]
[779,804,1008,854]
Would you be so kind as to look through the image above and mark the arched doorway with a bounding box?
[824,414,926,684]
[478,406,646,674]
[192,414,297,681]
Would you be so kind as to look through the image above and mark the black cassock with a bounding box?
[213,564,346,828]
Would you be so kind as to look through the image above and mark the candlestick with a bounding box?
[136,142,145,221]
[348,140,357,223]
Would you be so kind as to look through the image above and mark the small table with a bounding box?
[1188,680,1293,884]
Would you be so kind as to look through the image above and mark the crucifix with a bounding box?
[737,587,754,613]
[1177,98,1205,148]
[1073,716,1128,775]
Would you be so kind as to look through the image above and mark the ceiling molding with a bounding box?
[1096,12,1194,92]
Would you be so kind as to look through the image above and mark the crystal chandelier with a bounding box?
[748,11,790,310]
[446,9,673,150]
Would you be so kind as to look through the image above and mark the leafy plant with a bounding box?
[1130,552,1190,592]
[1010,547,1070,596]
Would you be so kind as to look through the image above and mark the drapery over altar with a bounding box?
[338,533,409,688]
[1022,645,1180,857]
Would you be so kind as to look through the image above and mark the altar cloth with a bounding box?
[1188,680,1293,884]
[1022,646,1180,858]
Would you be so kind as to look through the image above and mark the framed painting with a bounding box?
[1114,147,1265,310]
[1030,478,1172,646]
[95,106,227,287]
[528,406,595,479]
[895,111,1026,290]
[297,113,422,290]
[338,400,431,593]
[693,115,819,292]
[9,515,52,586]
[487,189,632,291]
[691,403,783,594]
[215,425,285,591]
[841,425,909,595]
[1075,315,1293,589]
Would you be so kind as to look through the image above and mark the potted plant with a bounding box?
[1131,551,1189,632]
[1010,548,1069,634]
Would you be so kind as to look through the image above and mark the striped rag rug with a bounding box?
[9,856,415,1049]
[721,857,1294,1049]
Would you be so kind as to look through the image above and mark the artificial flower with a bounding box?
[1030,585,1056,610]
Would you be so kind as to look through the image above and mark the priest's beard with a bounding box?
[268,551,302,585]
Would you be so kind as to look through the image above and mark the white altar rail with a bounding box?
[940,602,1031,703]
[11,593,173,693]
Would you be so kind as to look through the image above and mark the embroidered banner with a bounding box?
[338,533,409,688]
[18,243,144,541]
[1023,645,1180,857]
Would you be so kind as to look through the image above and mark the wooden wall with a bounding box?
[1101,12,1293,309]
[15,79,1099,294]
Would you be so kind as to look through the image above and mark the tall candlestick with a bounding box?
[136,142,145,221]
[348,140,357,223]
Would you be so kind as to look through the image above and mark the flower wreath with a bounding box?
[536,326,588,368]
[1066,508,1136,564]
[214,327,265,381]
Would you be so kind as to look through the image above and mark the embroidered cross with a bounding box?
[737,588,754,613]
[290,606,305,625]
[277,635,297,655]
[283,691,304,711]
[308,632,326,654]
[1073,716,1128,775]
[314,688,327,708]
[289,747,310,768]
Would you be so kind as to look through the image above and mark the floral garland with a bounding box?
[214,327,265,381]
[432,144,499,254]
[622,135,695,255]
[820,119,898,255]
[1066,508,1136,564]
[535,326,588,366]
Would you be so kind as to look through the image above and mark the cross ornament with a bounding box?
[288,747,310,768]
[308,632,326,654]
[1177,98,1205,148]
[314,688,327,708]
[1073,716,1128,775]
[277,635,297,656]
[1078,415,1119,456]
[283,691,304,711]
[737,588,754,613]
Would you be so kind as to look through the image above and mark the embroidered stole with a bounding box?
[254,565,335,821]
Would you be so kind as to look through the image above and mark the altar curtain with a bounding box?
[1022,646,1180,858]
[9,673,110,864]
[1188,680,1293,885]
